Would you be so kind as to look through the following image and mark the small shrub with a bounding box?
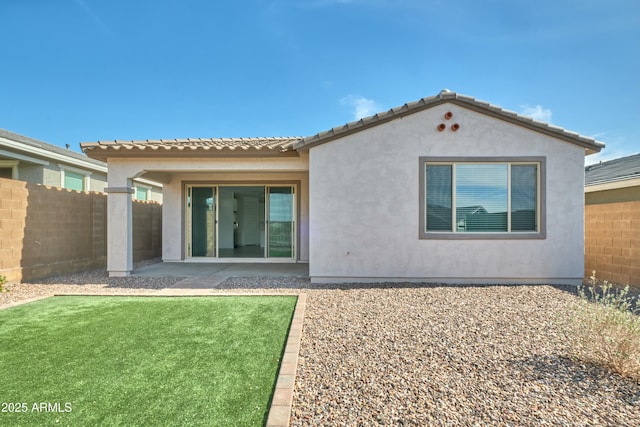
[566,271,640,380]
[0,275,7,292]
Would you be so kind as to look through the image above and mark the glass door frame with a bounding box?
[185,184,219,258]
[184,182,298,261]
[266,185,296,259]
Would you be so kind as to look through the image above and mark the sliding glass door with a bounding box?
[188,186,216,257]
[219,186,264,258]
[267,187,294,258]
[186,184,295,259]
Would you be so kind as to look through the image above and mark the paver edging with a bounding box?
[266,293,307,427]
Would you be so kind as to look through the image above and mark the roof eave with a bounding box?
[293,97,444,151]
[447,98,604,155]
[293,94,605,155]
[80,144,300,162]
[585,176,640,192]
[1,134,108,172]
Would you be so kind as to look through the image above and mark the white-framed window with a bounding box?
[59,165,91,191]
[135,185,150,201]
[419,157,546,239]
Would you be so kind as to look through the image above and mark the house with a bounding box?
[584,153,640,286]
[0,129,162,201]
[81,91,603,284]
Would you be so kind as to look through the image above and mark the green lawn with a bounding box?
[0,295,297,427]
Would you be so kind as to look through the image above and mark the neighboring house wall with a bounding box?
[584,154,640,286]
[149,187,162,202]
[586,186,639,205]
[0,177,162,283]
[19,162,111,193]
[44,164,64,187]
[0,129,161,197]
[133,183,162,202]
[308,103,586,284]
[585,190,640,286]
[17,163,45,184]
[91,174,108,192]
[15,161,106,191]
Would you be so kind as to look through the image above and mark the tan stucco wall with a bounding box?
[585,199,640,287]
[309,103,587,284]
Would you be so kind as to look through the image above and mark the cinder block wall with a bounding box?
[0,179,28,281]
[0,178,162,283]
[585,201,640,286]
[133,200,162,262]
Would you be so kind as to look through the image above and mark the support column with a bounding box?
[105,184,134,277]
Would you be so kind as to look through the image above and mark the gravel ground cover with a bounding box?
[223,279,640,426]
[2,271,639,426]
[289,283,640,426]
[0,260,181,307]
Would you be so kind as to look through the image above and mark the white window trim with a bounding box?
[59,164,92,191]
[419,156,546,240]
[0,160,19,179]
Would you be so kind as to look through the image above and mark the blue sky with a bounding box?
[1,0,638,164]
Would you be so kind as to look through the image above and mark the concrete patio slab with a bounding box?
[133,262,309,278]
[134,262,309,294]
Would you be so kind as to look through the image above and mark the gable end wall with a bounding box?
[308,103,586,284]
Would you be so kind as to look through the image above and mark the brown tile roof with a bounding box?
[81,91,605,161]
[294,90,605,154]
[81,137,302,161]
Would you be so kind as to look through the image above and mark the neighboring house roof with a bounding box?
[585,153,640,187]
[0,128,161,189]
[456,205,488,217]
[294,91,604,154]
[81,137,302,161]
[81,90,605,161]
[1,128,108,172]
